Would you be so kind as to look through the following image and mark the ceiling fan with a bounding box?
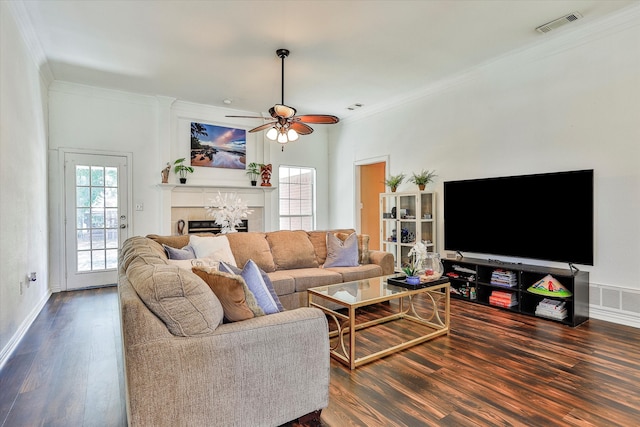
[226,49,339,149]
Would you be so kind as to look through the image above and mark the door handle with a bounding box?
[120,224,127,229]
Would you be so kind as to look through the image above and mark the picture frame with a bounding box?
[190,122,247,170]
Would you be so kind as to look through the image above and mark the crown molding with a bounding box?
[342,2,640,125]
[4,0,54,85]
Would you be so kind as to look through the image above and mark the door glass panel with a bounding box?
[75,164,118,272]
[105,167,118,187]
[92,250,105,269]
[76,166,90,185]
[78,251,91,272]
[91,166,104,186]
[77,187,90,207]
[105,188,118,207]
[106,249,118,269]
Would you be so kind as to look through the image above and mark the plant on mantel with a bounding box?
[173,158,194,184]
[246,162,263,186]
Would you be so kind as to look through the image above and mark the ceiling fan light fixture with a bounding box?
[266,127,278,140]
[225,48,339,151]
[287,129,299,141]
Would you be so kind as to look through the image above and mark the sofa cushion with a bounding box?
[324,232,359,268]
[265,271,295,296]
[146,234,191,249]
[226,232,276,272]
[189,235,237,266]
[192,266,264,322]
[219,260,283,314]
[324,264,384,282]
[283,268,344,293]
[267,230,318,270]
[126,263,224,336]
[163,244,195,260]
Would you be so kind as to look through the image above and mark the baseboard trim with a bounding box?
[589,306,640,329]
[0,290,52,372]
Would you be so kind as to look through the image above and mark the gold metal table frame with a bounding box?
[308,275,450,370]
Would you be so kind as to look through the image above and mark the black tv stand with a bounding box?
[442,257,589,327]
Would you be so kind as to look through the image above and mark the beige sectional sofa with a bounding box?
[147,229,395,309]
[118,230,394,426]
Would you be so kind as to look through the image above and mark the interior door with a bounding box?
[358,162,386,250]
[64,152,129,290]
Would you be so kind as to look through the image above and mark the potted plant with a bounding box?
[384,173,405,192]
[246,162,262,186]
[173,158,194,184]
[409,169,437,191]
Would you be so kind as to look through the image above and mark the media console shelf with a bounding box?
[442,257,589,327]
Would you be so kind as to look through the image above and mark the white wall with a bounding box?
[329,10,640,327]
[47,85,331,290]
[0,3,52,366]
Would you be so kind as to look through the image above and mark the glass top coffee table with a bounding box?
[308,274,450,370]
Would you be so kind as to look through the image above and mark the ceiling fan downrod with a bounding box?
[276,48,289,105]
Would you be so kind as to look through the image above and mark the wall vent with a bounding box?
[536,11,582,34]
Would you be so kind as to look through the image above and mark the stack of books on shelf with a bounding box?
[535,298,568,320]
[489,290,517,308]
[490,269,517,287]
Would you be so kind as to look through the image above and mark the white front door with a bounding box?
[64,152,130,290]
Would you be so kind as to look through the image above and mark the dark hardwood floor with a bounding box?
[1,287,639,426]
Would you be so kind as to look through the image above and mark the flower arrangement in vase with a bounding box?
[403,241,428,284]
[206,192,253,234]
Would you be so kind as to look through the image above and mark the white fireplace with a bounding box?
[158,184,276,235]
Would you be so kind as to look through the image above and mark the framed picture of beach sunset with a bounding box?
[190,122,246,169]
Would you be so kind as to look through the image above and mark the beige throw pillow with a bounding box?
[192,266,264,322]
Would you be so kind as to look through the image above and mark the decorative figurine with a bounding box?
[161,162,170,183]
[260,163,272,187]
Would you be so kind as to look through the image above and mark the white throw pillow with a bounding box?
[189,235,237,267]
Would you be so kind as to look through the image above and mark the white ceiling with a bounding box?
[18,0,638,120]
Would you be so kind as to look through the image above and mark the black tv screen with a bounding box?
[443,170,594,265]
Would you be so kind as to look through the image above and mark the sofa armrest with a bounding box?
[368,250,395,275]
[123,306,329,427]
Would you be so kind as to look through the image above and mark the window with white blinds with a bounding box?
[278,166,316,231]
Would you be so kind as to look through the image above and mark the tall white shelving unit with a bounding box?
[380,191,437,271]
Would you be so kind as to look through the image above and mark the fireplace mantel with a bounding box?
[157,183,277,191]
[157,183,277,234]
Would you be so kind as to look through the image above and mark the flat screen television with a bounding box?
[443,169,594,265]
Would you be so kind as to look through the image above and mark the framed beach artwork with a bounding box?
[190,122,246,169]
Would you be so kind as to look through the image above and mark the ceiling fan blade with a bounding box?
[271,104,297,119]
[249,122,277,133]
[290,122,314,135]
[293,114,340,124]
[226,115,271,120]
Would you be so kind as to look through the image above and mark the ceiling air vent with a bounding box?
[536,11,582,34]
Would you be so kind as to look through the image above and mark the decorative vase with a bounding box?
[251,180,257,187]
[406,276,420,285]
[179,177,187,184]
[221,225,237,234]
[391,186,397,192]
[418,184,426,191]
[420,252,444,282]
